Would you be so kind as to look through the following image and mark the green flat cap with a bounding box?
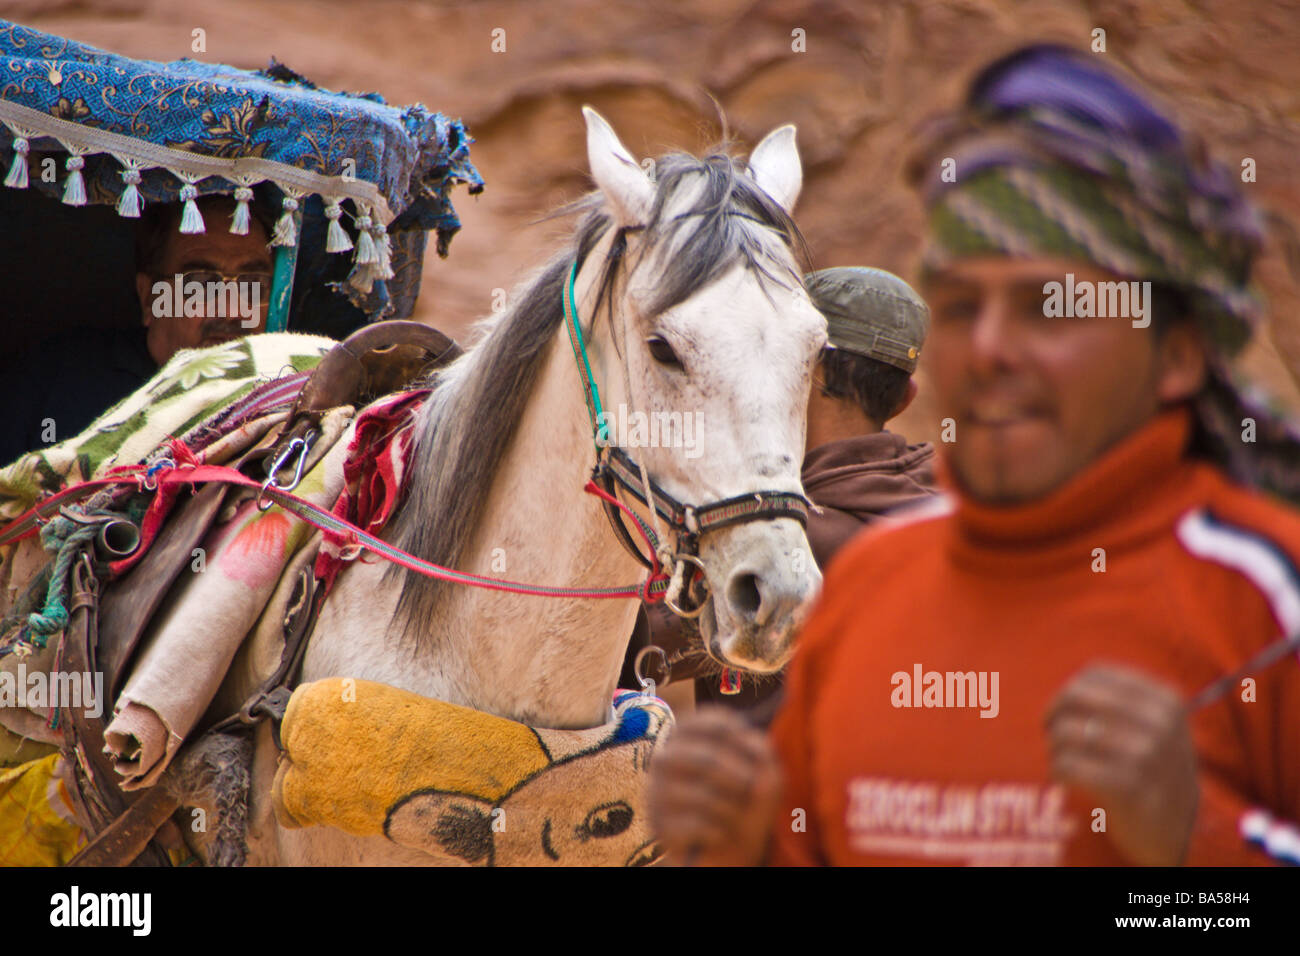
[805,267,930,373]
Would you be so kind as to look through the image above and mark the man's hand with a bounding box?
[1045,664,1199,865]
[649,706,781,866]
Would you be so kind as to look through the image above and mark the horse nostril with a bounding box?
[726,571,763,621]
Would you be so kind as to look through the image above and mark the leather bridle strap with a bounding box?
[599,444,809,540]
[562,258,812,581]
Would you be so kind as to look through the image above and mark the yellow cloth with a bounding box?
[0,753,85,866]
[274,678,673,865]
[274,677,551,835]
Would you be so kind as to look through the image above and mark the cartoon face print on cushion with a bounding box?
[384,693,671,866]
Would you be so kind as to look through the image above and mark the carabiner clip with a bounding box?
[634,644,670,701]
[257,436,310,512]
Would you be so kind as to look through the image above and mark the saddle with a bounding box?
[55,321,461,867]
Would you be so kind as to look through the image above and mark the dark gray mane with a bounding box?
[385,146,805,650]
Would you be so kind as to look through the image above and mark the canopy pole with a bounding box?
[266,220,300,333]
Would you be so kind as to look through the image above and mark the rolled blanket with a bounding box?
[102,407,354,790]
[273,678,673,866]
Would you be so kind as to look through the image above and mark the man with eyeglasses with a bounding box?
[0,195,272,463]
[133,194,274,364]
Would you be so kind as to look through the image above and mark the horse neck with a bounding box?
[429,320,647,730]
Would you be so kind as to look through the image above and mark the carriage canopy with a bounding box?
[0,20,483,345]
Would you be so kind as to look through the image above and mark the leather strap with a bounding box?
[66,786,182,868]
[593,463,658,571]
[60,549,174,867]
[97,482,232,703]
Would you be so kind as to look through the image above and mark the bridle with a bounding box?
[561,256,811,619]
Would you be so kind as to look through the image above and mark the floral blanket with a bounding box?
[0,333,334,527]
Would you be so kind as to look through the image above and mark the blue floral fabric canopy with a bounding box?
[0,19,483,324]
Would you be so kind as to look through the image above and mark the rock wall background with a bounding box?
[7,0,1300,441]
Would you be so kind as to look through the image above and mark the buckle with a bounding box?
[237,686,292,725]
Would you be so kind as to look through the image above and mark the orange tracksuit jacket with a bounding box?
[769,408,1300,865]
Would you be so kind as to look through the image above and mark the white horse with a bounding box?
[246,108,828,865]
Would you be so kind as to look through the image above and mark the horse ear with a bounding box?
[747,124,802,214]
[583,106,654,227]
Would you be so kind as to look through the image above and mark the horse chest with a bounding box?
[302,561,448,696]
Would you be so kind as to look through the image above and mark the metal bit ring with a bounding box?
[663,552,708,619]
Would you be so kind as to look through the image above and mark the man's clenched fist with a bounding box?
[649,706,782,866]
[1045,664,1200,866]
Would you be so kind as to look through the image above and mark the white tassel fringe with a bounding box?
[5,137,28,189]
[375,225,394,280]
[178,183,205,233]
[117,167,142,217]
[61,155,85,205]
[272,195,299,247]
[353,212,377,264]
[324,199,353,253]
[231,186,253,235]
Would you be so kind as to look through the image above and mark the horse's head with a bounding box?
[575,108,827,674]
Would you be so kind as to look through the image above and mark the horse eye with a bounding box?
[646,335,681,368]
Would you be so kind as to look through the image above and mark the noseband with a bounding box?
[562,259,810,618]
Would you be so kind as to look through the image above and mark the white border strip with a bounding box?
[1176,508,1300,637]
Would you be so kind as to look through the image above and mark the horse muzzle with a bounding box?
[696,526,821,673]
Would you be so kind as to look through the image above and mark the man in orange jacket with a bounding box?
[649,44,1300,866]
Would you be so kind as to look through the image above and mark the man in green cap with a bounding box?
[798,266,937,565]
[649,44,1300,866]
[625,265,938,712]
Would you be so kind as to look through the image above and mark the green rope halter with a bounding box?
[563,260,610,450]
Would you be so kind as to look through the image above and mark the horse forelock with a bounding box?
[583,150,807,337]
[635,150,805,314]
[385,146,806,652]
